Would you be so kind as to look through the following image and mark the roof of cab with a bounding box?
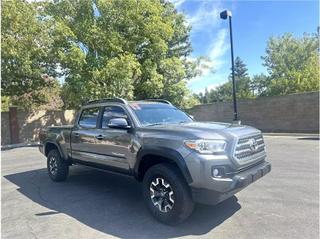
[84,98,171,106]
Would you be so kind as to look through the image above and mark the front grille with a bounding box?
[233,134,266,164]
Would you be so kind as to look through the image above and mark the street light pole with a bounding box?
[228,15,238,122]
[220,10,239,122]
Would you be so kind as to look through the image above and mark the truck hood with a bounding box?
[140,121,261,140]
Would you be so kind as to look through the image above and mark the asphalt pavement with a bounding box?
[1,135,319,239]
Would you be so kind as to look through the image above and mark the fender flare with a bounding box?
[43,141,67,160]
[134,146,193,184]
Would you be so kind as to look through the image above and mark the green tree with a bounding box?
[262,33,319,95]
[11,78,64,110]
[44,0,199,108]
[196,92,204,103]
[215,82,233,101]
[203,57,252,103]
[203,87,209,103]
[1,96,10,112]
[229,56,253,99]
[233,56,249,78]
[250,73,269,96]
[1,0,59,107]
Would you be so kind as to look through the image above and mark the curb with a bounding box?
[263,133,319,137]
[1,143,40,151]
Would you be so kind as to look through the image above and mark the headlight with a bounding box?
[184,139,226,154]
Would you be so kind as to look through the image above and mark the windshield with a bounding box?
[129,103,193,126]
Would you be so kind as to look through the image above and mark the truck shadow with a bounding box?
[4,166,241,238]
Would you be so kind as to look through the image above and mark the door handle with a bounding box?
[73,133,79,137]
[95,135,104,140]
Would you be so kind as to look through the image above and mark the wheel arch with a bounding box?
[134,147,193,184]
[44,141,66,159]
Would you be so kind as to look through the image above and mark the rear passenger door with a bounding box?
[71,107,101,162]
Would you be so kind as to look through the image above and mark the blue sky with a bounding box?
[170,0,319,93]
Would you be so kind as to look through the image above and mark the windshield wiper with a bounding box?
[178,121,189,124]
[145,123,165,126]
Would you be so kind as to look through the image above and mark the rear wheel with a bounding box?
[47,149,69,182]
[142,163,194,225]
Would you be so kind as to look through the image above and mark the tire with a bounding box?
[142,163,194,225]
[47,149,69,182]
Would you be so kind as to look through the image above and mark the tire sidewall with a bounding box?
[142,164,194,225]
[47,149,68,182]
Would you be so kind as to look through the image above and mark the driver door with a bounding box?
[94,105,133,171]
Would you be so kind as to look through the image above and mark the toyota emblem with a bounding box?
[248,138,258,152]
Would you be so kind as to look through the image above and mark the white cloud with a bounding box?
[169,0,187,8]
[193,83,221,94]
[208,28,229,70]
[185,1,223,32]
[188,28,229,84]
[169,0,231,93]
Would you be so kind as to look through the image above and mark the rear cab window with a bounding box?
[78,107,100,128]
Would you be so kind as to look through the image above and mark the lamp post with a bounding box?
[220,10,239,123]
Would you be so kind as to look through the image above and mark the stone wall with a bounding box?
[1,112,11,145]
[189,92,319,133]
[1,92,319,145]
[1,110,76,145]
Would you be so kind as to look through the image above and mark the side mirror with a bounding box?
[189,114,194,120]
[108,118,131,129]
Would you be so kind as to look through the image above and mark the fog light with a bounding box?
[213,168,219,177]
[212,167,225,178]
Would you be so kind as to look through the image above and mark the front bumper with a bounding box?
[191,161,271,205]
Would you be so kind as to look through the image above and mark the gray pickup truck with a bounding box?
[39,98,271,225]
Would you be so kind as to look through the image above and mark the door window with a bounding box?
[78,107,100,128]
[102,106,129,128]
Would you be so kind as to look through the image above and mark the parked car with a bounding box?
[39,98,271,225]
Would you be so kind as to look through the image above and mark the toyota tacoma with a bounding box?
[39,98,271,225]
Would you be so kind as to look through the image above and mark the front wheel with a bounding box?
[47,149,69,182]
[142,163,194,225]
